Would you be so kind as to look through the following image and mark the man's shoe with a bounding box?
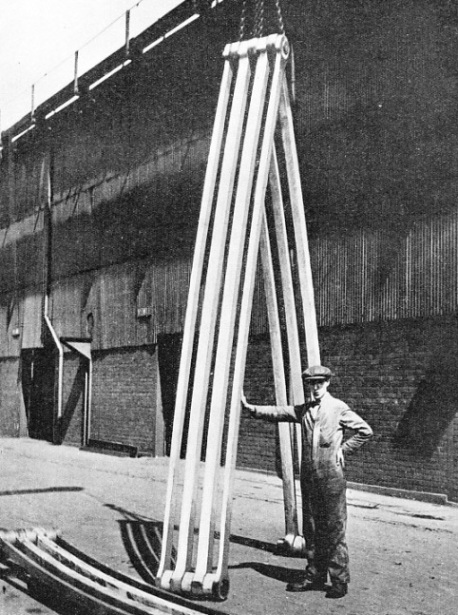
[286,577,326,592]
[325,582,348,599]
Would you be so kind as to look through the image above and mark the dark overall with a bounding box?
[301,395,349,583]
[252,392,373,586]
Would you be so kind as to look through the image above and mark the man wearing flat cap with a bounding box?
[242,365,373,599]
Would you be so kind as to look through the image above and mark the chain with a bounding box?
[239,0,247,41]
[274,0,285,35]
[254,0,265,38]
[238,0,285,40]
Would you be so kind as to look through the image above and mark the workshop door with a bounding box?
[21,348,56,442]
[158,333,182,457]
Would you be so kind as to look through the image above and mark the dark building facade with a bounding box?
[1,0,458,501]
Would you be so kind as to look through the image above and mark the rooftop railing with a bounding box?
[1,1,225,139]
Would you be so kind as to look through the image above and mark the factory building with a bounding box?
[1,0,458,501]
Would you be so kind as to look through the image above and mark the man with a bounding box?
[242,365,373,599]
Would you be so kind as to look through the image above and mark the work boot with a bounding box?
[286,575,326,592]
[325,581,348,599]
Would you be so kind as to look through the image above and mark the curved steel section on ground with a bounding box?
[0,530,231,615]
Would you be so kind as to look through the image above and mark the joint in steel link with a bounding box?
[276,533,306,557]
[169,573,229,601]
[267,34,289,59]
[224,34,289,61]
[224,39,250,60]
[180,571,195,593]
[190,578,205,597]
[203,573,230,601]
[170,572,187,594]
[157,569,173,591]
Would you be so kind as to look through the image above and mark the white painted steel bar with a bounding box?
[191,46,271,592]
[268,149,304,407]
[170,45,252,592]
[8,535,198,615]
[279,77,320,365]
[34,534,195,615]
[266,147,305,551]
[295,422,302,468]
[206,35,290,597]
[156,52,234,587]
[259,214,300,548]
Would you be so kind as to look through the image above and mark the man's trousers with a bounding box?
[301,474,350,584]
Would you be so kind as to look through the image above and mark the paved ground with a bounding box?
[0,437,456,615]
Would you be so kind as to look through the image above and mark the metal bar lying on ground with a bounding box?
[0,529,231,615]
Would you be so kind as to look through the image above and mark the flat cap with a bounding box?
[302,365,333,381]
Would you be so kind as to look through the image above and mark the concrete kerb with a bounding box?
[235,465,456,507]
[347,480,453,506]
[1,437,455,509]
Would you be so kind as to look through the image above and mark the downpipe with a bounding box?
[44,294,64,438]
[42,148,64,443]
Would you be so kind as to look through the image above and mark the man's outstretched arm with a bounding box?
[241,392,299,422]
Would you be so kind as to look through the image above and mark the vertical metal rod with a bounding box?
[87,356,93,444]
[83,371,88,446]
[74,51,79,95]
[31,84,35,120]
[289,43,296,104]
[43,296,63,419]
[42,153,64,425]
[125,10,131,56]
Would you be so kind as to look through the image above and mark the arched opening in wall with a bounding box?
[20,347,55,442]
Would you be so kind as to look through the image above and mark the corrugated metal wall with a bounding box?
[312,210,458,326]
[2,0,458,352]
[3,209,458,358]
[45,258,191,350]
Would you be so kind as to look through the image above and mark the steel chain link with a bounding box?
[239,0,285,41]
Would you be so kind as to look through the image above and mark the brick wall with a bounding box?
[90,345,160,455]
[240,315,458,502]
[58,353,86,446]
[4,314,456,502]
[0,358,21,437]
